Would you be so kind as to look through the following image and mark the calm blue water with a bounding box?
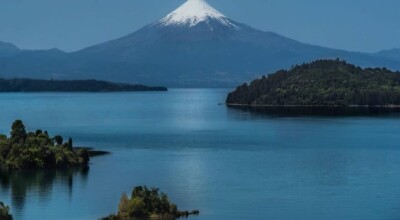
[1,89,400,220]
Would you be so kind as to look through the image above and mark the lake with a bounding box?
[1,89,400,220]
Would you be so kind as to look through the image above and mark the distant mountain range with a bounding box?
[0,0,400,87]
[374,49,400,61]
[0,41,22,57]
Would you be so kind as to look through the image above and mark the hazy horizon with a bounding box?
[0,0,399,53]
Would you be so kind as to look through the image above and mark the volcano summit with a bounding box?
[159,0,237,28]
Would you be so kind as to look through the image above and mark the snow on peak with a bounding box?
[160,0,237,28]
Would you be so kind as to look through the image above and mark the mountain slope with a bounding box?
[65,0,400,87]
[0,48,67,80]
[0,42,21,57]
[0,0,399,87]
[374,49,400,61]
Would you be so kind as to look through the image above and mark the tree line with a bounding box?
[227,59,400,106]
[0,78,167,92]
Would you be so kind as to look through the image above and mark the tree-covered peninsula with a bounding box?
[101,186,199,220]
[0,78,167,92]
[0,120,89,170]
[0,201,12,220]
[227,59,400,107]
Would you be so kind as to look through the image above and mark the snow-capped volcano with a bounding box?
[159,0,237,28]
[3,0,399,87]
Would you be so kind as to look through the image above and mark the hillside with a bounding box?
[226,59,400,107]
[375,49,400,61]
[0,41,20,57]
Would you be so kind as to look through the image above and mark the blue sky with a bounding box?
[0,0,399,52]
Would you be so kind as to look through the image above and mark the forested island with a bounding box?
[0,78,167,92]
[227,59,400,107]
[0,201,12,220]
[101,186,199,220]
[0,120,90,170]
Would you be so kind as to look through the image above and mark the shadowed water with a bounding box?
[0,89,400,220]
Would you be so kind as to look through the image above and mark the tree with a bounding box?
[0,134,7,141]
[130,197,147,217]
[67,138,73,150]
[118,193,130,218]
[10,120,26,144]
[35,129,43,135]
[54,135,63,146]
[0,201,12,220]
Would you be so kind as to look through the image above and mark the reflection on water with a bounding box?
[0,167,88,213]
[228,105,400,117]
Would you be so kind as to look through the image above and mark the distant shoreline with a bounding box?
[75,147,111,157]
[0,78,168,92]
[0,90,167,93]
[225,103,400,108]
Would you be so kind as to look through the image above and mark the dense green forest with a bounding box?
[0,78,167,92]
[0,120,89,170]
[0,201,12,220]
[101,186,199,220]
[227,59,400,106]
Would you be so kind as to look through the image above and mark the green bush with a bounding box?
[101,186,199,220]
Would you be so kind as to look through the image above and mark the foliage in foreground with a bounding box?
[101,186,199,220]
[227,59,400,106]
[0,201,12,220]
[0,120,89,170]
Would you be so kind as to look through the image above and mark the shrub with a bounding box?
[101,186,199,220]
[0,201,12,220]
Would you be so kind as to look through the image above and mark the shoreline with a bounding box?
[75,147,111,157]
[225,103,400,108]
